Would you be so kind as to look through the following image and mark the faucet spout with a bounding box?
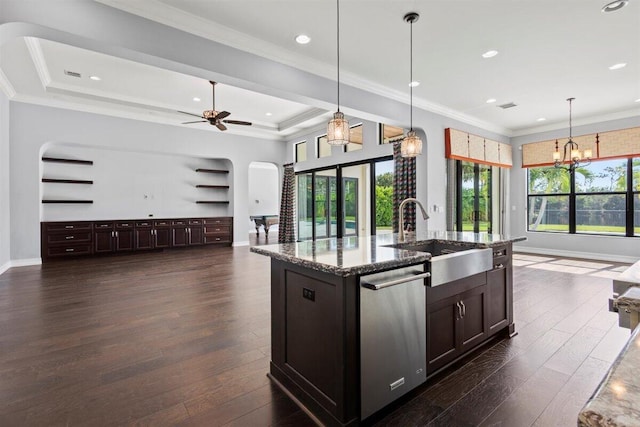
[398,197,429,242]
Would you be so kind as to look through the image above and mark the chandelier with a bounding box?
[553,98,592,172]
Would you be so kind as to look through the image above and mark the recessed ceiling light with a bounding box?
[486,98,497,104]
[609,63,627,70]
[266,112,273,116]
[409,81,420,87]
[193,97,201,102]
[295,34,311,44]
[602,0,628,12]
[482,50,499,58]
[536,117,546,122]
[89,75,101,81]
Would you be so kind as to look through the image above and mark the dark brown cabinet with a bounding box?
[427,277,488,374]
[41,222,93,259]
[204,217,233,244]
[115,222,134,252]
[188,219,204,245]
[153,221,171,248]
[41,217,232,261]
[94,222,115,253]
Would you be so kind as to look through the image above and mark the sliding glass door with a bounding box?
[457,161,494,233]
[296,157,392,241]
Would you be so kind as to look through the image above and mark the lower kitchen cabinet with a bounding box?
[41,217,233,261]
[426,283,488,374]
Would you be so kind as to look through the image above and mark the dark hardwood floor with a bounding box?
[0,244,631,426]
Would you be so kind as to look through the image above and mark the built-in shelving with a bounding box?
[42,178,94,184]
[195,184,229,189]
[195,168,228,174]
[195,201,230,204]
[42,200,94,204]
[42,157,93,165]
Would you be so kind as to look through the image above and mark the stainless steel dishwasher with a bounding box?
[360,265,430,420]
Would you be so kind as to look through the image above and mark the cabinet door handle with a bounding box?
[460,301,466,317]
[494,263,504,270]
[65,236,74,240]
[456,301,462,319]
[66,248,74,252]
[115,231,119,238]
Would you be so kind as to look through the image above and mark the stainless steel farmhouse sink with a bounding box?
[386,241,493,287]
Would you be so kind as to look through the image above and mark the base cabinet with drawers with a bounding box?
[41,217,233,261]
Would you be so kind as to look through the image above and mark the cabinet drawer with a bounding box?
[171,220,187,226]
[154,220,171,227]
[188,219,203,225]
[135,221,153,228]
[204,217,232,225]
[94,221,114,230]
[116,221,134,229]
[205,235,230,244]
[45,222,92,232]
[48,232,92,244]
[204,225,231,235]
[47,244,92,257]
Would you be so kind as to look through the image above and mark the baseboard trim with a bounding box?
[0,258,42,276]
[513,245,638,264]
[233,241,250,247]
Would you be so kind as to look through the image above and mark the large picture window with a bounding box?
[527,158,639,237]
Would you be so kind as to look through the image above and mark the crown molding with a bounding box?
[24,37,51,89]
[511,107,640,137]
[278,107,328,131]
[0,69,17,98]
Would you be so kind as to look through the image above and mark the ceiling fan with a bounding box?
[179,81,252,131]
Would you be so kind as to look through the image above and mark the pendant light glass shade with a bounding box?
[327,111,350,146]
[327,0,350,146]
[401,12,422,158]
[401,130,422,158]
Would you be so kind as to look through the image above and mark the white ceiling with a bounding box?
[2,0,640,139]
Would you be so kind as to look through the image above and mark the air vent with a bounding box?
[498,102,517,109]
[64,70,82,78]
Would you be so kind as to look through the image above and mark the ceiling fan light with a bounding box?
[401,130,422,158]
[327,111,350,146]
[203,110,217,119]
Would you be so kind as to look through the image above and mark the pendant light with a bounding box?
[401,12,422,158]
[553,98,593,173]
[327,0,350,146]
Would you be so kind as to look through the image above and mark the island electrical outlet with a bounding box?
[302,288,315,301]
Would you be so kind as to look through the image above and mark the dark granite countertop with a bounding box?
[250,231,526,277]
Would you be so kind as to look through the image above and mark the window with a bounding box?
[454,160,500,233]
[317,134,331,158]
[527,158,639,237]
[379,124,404,145]
[345,123,363,152]
[295,141,307,163]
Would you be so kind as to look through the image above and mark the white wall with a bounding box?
[0,90,10,273]
[9,102,287,261]
[510,116,640,263]
[40,144,232,221]
[248,162,279,233]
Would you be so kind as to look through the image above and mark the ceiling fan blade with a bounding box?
[182,120,207,124]
[216,123,228,131]
[223,120,252,126]
[216,111,231,120]
[178,111,205,118]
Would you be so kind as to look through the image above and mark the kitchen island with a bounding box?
[250,231,525,426]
